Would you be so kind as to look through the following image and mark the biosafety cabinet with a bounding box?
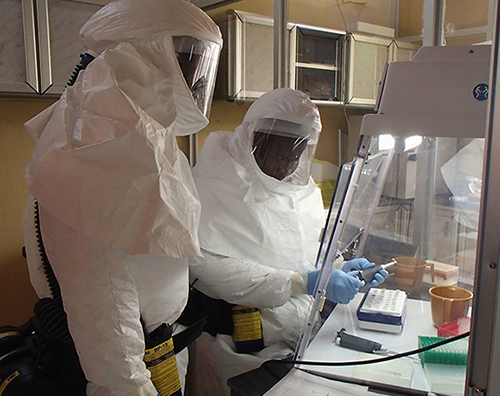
[286,44,498,396]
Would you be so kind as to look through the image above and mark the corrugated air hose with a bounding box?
[67,53,95,87]
[33,200,73,345]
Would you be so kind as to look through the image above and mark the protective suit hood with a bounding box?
[80,0,222,136]
[24,0,223,257]
[232,88,322,190]
[242,88,321,133]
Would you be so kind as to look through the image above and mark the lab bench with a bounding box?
[228,293,467,396]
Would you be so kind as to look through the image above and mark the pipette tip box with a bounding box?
[418,336,468,366]
[356,288,408,333]
[418,336,468,395]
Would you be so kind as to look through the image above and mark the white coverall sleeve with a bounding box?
[190,250,305,308]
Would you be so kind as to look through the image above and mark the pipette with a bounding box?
[335,328,386,353]
[357,260,396,289]
[335,328,421,362]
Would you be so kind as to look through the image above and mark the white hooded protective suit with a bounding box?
[190,88,325,392]
[21,0,222,395]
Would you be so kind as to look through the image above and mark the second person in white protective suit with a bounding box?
[190,88,387,393]
[21,0,222,395]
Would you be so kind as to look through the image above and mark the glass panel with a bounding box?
[0,0,25,82]
[301,134,483,395]
[296,68,340,101]
[296,27,343,65]
[349,136,481,289]
[47,0,101,93]
[392,42,419,62]
[0,0,31,92]
[397,0,492,47]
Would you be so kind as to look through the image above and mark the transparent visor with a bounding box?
[173,36,221,117]
[251,118,318,184]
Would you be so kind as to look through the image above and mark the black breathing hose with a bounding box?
[33,200,62,306]
[67,53,95,87]
[33,200,74,345]
[28,54,96,345]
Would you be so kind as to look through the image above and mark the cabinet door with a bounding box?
[228,11,275,100]
[391,40,420,62]
[43,0,101,95]
[346,33,392,106]
[0,0,100,96]
[290,25,344,103]
[0,0,35,94]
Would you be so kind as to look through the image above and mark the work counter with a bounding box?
[229,292,468,396]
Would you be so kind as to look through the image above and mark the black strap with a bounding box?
[173,305,207,354]
[182,287,235,337]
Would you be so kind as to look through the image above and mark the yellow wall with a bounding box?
[0,98,54,325]
[208,0,396,31]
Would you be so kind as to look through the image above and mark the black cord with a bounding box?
[266,331,470,367]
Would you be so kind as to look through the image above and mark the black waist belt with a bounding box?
[173,304,207,354]
[182,287,234,337]
[146,285,235,353]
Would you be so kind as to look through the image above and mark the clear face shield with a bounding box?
[251,118,319,185]
[173,35,221,118]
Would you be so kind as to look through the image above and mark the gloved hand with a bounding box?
[306,269,363,304]
[342,258,389,289]
[342,257,373,272]
[367,269,389,288]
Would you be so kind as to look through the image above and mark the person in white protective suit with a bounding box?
[21,0,222,395]
[189,88,388,393]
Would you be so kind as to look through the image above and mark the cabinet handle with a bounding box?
[36,0,53,94]
[21,0,39,93]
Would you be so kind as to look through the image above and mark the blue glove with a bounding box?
[342,258,373,272]
[342,258,389,289]
[307,269,363,304]
[368,269,389,288]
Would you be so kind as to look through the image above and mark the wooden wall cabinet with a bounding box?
[346,33,419,106]
[345,33,393,106]
[0,0,100,97]
[289,24,344,104]
[391,40,420,62]
[215,10,278,101]
[216,10,346,104]
[214,10,419,107]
